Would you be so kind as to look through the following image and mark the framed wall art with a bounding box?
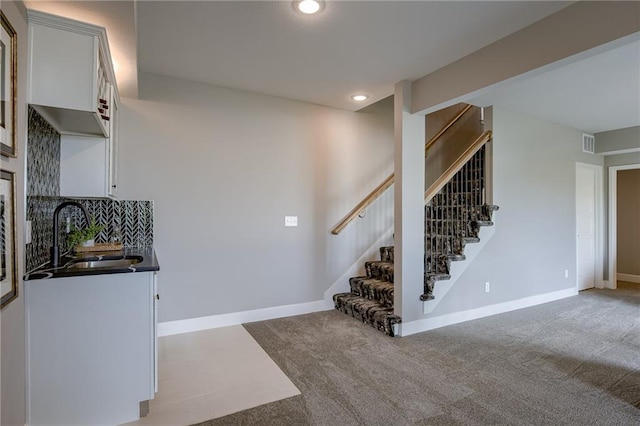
[1,11,17,157]
[1,170,17,308]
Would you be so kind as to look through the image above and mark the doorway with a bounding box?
[608,164,640,289]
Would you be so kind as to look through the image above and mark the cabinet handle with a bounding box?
[111,184,117,188]
[99,98,107,104]
[156,294,160,300]
[101,115,110,121]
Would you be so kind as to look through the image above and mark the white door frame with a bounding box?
[608,163,640,289]
[576,163,604,290]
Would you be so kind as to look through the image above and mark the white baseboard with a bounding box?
[158,300,330,337]
[400,287,578,337]
[160,286,581,338]
[617,273,640,284]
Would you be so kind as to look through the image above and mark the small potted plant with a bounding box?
[67,219,104,249]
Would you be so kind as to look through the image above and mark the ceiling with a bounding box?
[135,1,571,111]
[470,39,640,134]
[22,1,640,133]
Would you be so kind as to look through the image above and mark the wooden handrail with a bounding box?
[331,104,477,235]
[331,174,394,235]
[424,131,492,203]
[424,104,473,155]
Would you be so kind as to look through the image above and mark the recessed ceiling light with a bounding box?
[351,94,368,102]
[294,0,324,15]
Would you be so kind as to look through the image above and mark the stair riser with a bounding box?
[379,246,394,263]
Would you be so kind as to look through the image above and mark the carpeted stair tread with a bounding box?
[364,261,394,282]
[349,276,394,307]
[333,293,400,336]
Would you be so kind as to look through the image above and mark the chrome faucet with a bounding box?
[51,201,91,267]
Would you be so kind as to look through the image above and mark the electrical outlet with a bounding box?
[564,269,569,279]
[485,282,490,293]
[284,216,298,227]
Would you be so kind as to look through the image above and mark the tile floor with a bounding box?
[123,325,300,426]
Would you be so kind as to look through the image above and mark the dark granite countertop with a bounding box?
[24,247,160,280]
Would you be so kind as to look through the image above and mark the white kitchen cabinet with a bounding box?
[59,86,119,198]
[26,272,158,426]
[28,10,120,198]
[27,10,117,137]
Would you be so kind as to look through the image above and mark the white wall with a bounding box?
[426,107,603,317]
[119,73,394,322]
[1,1,28,425]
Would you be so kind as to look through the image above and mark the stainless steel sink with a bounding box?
[66,256,143,270]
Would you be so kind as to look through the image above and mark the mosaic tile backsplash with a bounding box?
[26,108,154,272]
[26,197,154,271]
[27,107,61,197]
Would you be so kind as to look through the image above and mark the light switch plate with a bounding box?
[284,216,298,227]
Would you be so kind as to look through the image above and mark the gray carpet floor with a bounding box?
[195,283,640,425]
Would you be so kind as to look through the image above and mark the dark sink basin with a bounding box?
[66,256,143,270]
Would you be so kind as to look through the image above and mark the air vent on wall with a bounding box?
[582,134,595,154]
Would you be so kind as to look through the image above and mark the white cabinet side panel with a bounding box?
[29,24,95,111]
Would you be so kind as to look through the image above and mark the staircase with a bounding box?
[333,246,400,336]
[333,140,498,336]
